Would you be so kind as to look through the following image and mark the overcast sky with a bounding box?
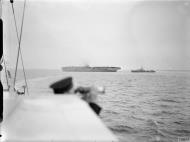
[3,0,190,70]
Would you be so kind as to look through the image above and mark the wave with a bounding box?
[130,115,146,121]
[175,129,190,135]
[151,110,177,117]
[159,99,180,103]
[110,125,138,134]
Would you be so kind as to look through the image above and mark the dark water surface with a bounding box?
[8,70,190,142]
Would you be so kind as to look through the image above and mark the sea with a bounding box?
[3,69,190,142]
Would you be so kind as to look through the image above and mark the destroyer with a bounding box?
[131,67,156,73]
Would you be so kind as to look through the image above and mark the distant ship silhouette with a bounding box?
[62,65,121,72]
[131,67,156,73]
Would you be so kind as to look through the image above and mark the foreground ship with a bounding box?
[131,67,156,73]
[62,65,121,72]
[1,1,118,141]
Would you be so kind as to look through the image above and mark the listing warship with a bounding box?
[62,65,121,72]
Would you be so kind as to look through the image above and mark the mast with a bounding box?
[0,0,3,122]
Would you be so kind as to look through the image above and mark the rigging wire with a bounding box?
[2,55,10,90]
[10,0,29,95]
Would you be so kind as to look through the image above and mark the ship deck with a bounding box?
[1,92,118,142]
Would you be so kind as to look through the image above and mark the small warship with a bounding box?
[131,67,156,73]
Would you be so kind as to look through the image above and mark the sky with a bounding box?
[2,0,190,70]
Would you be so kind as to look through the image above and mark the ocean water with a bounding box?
[5,70,190,142]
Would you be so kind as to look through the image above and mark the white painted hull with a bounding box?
[1,92,118,142]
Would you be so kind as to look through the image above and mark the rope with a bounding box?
[11,0,29,95]
[2,56,9,90]
[11,3,19,88]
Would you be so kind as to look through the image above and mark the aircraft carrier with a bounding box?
[62,66,121,72]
